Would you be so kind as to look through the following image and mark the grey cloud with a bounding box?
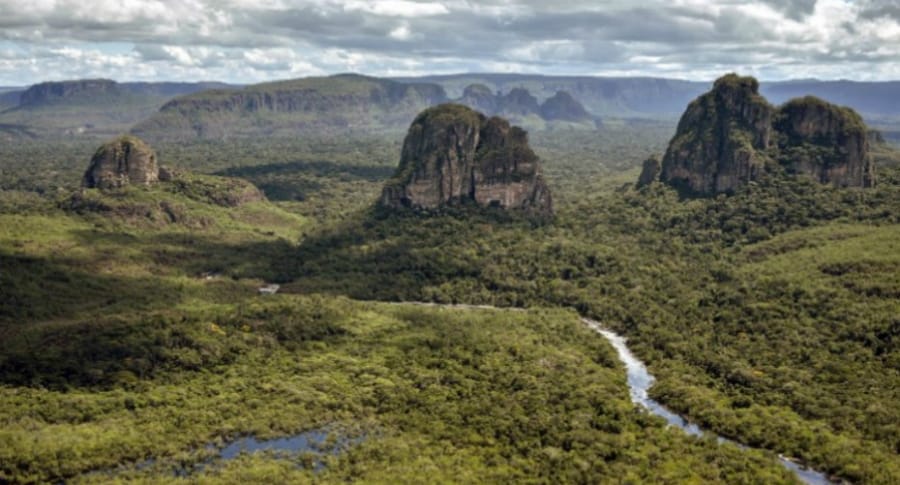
[859,0,900,22]
[133,44,174,62]
[760,0,817,20]
[0,0,898,85]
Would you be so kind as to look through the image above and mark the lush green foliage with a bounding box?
[277,164,900,483]
[1,125,898,483]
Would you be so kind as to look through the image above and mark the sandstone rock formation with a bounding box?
[455,85,592,124]
[655,74,875,195]
[19,79,120,107]
[660,74,774,194]
[458,84,498,115]
[380,104,552,215]
[498,88,541,117]
[83,135,159,189]
[133,74,448,140]
[636,156,661,188]
[774,96,875,187]
[540,91,591,121]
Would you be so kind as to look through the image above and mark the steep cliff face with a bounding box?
[83,135,160,189]
[660,74,774,194]
[774,97,875,187]
[455,86,592,124]
[458,84,498,115]
[636,156,661,188]
[133,74,448,140]
[380,104,552,215]
[0,80,235,139]
[540,91,591,121]
[19,79,121,107]
[498,88,542,117]
[656,74,876,194]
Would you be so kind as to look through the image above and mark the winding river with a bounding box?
[581,317,834,485]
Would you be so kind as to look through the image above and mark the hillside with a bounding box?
[0,79,236,138]
[131,75,593,141]
[131,74,449,141]
[0,88,23,110]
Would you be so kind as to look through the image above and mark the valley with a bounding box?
[1,72,899,484]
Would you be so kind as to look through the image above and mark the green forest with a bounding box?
[1,122,899,483]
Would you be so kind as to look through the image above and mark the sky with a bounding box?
[1,0,900,86]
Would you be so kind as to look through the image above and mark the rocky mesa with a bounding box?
[380,104,553,216]
[18,79,121,107]
[653,74,875,195]
[131,74,448,140]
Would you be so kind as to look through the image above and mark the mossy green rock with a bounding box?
[775,96,875,187]
[658,74,876,194]
[661,74,774,194]
[380,103,552,215]
[82,135,159,189]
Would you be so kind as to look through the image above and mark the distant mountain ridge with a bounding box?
[3,73,900,141]
[132,74,592,141]
[394,73,707,118]
[395,73,900,120]
[456,84,592,123]
[132,74,448,140]
[763,80,900,119]
[0,78,238,138]
[11,79,236,109]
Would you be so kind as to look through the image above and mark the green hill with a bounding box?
[0,80,236,139]
[132,74,449,141]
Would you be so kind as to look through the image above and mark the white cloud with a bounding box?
[163,46,196,66]
[389,22,412,40]
[0,0,899,84]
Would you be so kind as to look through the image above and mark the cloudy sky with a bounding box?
[1,0,899,86]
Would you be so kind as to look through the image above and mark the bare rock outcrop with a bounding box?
[82,135,159,189]
[636,156,661,188]
[498,88,541,117]
[380,104,552,215]
[458,84,498,115]
[540,91,592,122]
